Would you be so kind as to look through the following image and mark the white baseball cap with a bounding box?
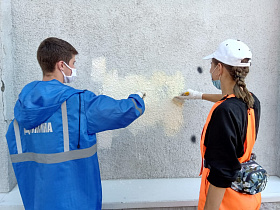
[203,39,252,67]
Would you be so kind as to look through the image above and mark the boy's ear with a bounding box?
[56,61,64,71]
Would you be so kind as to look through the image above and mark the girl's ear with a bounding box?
[218,63,224,76]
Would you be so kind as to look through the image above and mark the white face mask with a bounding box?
[61,61,77,83]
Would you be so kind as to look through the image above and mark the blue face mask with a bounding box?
[212,80,221,90]
[211,65,221,90]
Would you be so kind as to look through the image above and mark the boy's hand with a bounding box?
[136,92,146,99]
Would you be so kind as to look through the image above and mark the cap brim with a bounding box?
[203,54,214,60]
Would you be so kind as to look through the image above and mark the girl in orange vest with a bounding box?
[177,39,261,209]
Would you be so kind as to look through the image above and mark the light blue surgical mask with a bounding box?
[212,80,221,90]
[211,65,221,90]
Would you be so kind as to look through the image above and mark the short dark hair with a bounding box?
[37,37,78,74]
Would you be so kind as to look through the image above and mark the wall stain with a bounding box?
[191,135,196,143]
[197,67,203,74]
[92,57,186,149]
[1,80,5,92]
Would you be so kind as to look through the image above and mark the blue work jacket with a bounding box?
[6,79,145,210]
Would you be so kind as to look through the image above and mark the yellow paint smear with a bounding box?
[91,57,185,138]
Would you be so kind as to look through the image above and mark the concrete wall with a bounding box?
[0,0,280,191]
[277,33,280,178]
[0,0,16,192]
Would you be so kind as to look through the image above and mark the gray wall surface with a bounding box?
[0,0,280,191]
[0,0,16,192]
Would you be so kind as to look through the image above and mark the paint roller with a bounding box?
[172,91,189,106]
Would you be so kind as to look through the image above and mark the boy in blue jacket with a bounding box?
[6,37,145,210]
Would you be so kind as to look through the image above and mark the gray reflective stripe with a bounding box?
[10,143,97,164]
[13,120,22,154]
[61,101,69,152]
[131,98,143,115]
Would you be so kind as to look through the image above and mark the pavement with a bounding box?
[0,176,280,209]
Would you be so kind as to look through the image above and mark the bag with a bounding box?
[231,153,268,195]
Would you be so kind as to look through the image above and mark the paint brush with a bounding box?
[182,91,189,96]
[172,91,189,106]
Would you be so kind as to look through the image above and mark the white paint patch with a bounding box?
[92,57,185,148]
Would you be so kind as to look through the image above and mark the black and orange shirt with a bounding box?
[204,93,260,188]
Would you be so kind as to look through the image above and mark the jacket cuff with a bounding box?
[134,92,143,98]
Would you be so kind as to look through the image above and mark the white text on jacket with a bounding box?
[24,123,53,135]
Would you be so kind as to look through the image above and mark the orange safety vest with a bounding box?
[198,94,261,210]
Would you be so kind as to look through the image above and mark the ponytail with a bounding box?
[232,66,254,108]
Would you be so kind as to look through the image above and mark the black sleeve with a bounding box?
[204,106,243,188]
[252,93,261,137]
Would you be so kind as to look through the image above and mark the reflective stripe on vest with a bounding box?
[13,120,22,154]
[10,144,97,164]
[10,101,97,164]
[61,101,69,152]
